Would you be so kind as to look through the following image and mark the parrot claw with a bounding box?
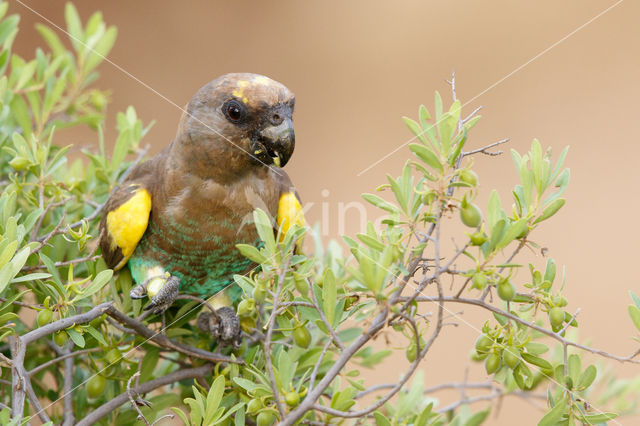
[143,276,180,313]
[196,307,242,347]
[129,283,148,300]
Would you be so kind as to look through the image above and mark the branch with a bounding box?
[462,138,510,157]
[281,307,389,425]
[411,296,640,364]
[62,347,75,426]
[75,364,214,426]
[264,251,290,418]
[104,305,241,364]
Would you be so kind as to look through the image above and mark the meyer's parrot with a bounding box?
[99,73,304,342]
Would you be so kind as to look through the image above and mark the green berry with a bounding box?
[9,156,29,171]
[237,299,255,316]
[472,273,488,290]
[37,309,53,327]
[105,348,122,365]
[87,375,106,399]
[53,331,68,347]
[406,342,417,362]
[470,231,487,246]
[292,326,311,349]
[459,169,478,186]
[460,203,482,228]
[252,285,266,303]
[549,307,564,328]
[485,353,501,374]
[285,391,300,407]
[256,411,275,426]
[497,280,515,301]
[475,334,492,354]
[246,398,263,414]
[503,346,520,368]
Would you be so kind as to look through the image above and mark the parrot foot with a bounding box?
[196,307,242,347]
[142,276,180,313]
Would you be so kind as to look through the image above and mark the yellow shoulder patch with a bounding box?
[277,192,305,239]
[106,188,152,270]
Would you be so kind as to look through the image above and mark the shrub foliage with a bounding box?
[0,3,639,425]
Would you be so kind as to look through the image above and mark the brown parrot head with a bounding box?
[176,73,295,178]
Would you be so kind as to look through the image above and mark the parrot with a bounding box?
[98,73,305,342]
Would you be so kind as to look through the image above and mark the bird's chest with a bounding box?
[129,173,279,295]
[161,175,279,244]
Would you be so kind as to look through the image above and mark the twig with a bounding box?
[308,340,332,393]
[462,138,510,157]
[75,364,214,426]
[264,250,291,418]
[105,305,241,364]
[62,346,75,426]
[462,106,483,124]
[127,372,150,426]
[411,296,640,364]
[24,241,100,272]
[29,348,101,376]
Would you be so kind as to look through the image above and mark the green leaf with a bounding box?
[409,143,443,173]
[362,193,400,214]
[419,104,430,126]
[236,243,266,264]
[374,411,392,426]
[0,240,17,268]
[582,413,618,423]
[497,218,528,250]
[253,209,276,253]
[10,95,32,139]
[403,116,426,143]
[322,269,337,328]
[525,342,549,355]
[85,325,106,346]
[568,354,581,383]
[170,408,190,426]
[465,409,490,426]
[577,365,597,390]
[35,24,66,57]
[85,26,117,72]
[488,219,506,252]
[538,395,567,426]
[630,291,640,310]
[487,190,503,230]
[356,233,384,251]
[544,259,556,284]
[66,328,85,348]
[0,247,31,295]
[628,305,640,332]
[521,352,552,370]
[533,198,565,225]
[434,91,443,122]
[71,269,113,302]
[65,2,84,50]
[140,346,159,382]
[204,375,225,423]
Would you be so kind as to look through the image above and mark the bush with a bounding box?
[0,3,639,425]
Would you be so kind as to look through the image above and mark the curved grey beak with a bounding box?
[258,117,295,167]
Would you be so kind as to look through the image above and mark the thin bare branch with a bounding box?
[462,138,510,157]
[75,364,214,426]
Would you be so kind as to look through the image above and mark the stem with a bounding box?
[75,364,214,426]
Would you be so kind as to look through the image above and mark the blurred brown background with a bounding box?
[10,0,640,424]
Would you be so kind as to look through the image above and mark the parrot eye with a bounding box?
[223,100,246,123]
